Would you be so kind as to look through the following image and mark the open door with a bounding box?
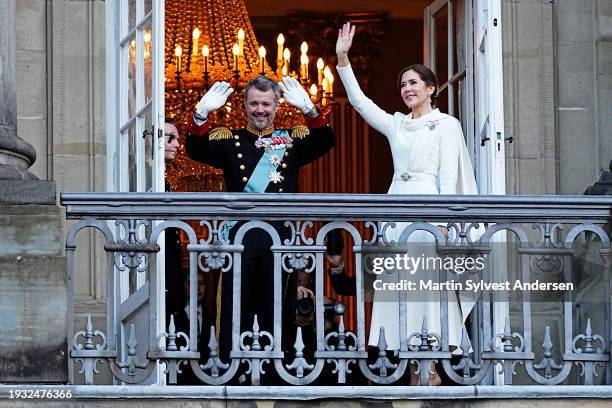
[105,0,165,384]
[424,0,507,385]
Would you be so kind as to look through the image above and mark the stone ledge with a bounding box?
[0,204,63,256]
[1,385,612,403]
[0,256,67,383]
[0,179,56,204]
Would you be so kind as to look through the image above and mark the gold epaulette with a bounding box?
[209,127,233,141]
[291,125,310,139]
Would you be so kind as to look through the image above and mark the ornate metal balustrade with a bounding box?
[62,193,612,388]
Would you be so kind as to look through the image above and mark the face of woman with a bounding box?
[399,70,435,110]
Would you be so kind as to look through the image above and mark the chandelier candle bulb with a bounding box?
[317,58,324,85]
[322,77,330,105]
[175,45,182,71]
[322,77,330,93]
[237,28,245,56]
[324,66,334,93]
[283,48,291,74]
[202,45,209,73]
[300,41,308,54]
[277,33,284,61]
[232,43,240,72]
[309,83,318,101]
[259,46,266,75]
[192,27,200,55]
[300,54,309,80]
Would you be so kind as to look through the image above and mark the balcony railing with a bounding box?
[61,192,612,393]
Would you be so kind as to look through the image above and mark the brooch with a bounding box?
[400,172,413,181]
[426,120,440,130]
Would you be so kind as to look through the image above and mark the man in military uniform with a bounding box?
[186,76,334,365]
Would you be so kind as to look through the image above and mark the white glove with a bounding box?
[278,76,315,114]
[195,81,234,119]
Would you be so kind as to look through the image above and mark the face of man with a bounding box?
[184,273,206,303]
[244,88,279,130]
[164,123,180,162]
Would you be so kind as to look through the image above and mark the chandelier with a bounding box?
[163,0,336,190]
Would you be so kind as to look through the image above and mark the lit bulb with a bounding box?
[300,41,308,54]
[232,43,240,56]
[131,40,136,48]
[192,28,201,40]
[175,45,182,56]
[283,48,291,60]
[324,66,333,83]
[202,45,209,57]
[300,54,308,65]
[310,84,318,96]
[237,28,245,56]
[317,58,324,70]
[259,46,266,58]
[322,77,330,92]
[277,33,285,45]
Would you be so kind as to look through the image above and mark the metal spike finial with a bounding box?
[251,315,262,351]
[201,325,229,377]
[294,326,305,356]
[419,317,429,351]
[502,316,513,352]
[166,315,178,351]
[376,327,388,353]
[584,318,594,353]
[367,327,397,376]
[127,324,138,354]
[337,315,347,351]
[84,314,95,350]
[542,326,553,358]
[208,325,219,354]
[460,326,472,356]
[253,314,260,332]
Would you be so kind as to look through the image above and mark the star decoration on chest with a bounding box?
[269,154,282,166]
[269,171,283,184]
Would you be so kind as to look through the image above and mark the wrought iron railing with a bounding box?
[62,193,612,387]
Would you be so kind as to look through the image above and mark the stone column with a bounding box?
[0,0,36,180]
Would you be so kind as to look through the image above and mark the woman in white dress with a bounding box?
[335,23,479,385]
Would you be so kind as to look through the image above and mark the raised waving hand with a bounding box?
[336,22,355,67]
[195,81,234,119]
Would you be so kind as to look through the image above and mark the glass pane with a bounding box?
[128,0,137,32]
[451,76,467,127]
[453,0,467,73]
[127,34,137,119]
[144,0,152,16]
[434,5,449,84]
[128,122,137,192]
[436,86,449,116]
[144,24,153,104]
[143,107,153,192]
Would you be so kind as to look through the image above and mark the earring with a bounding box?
[426,93,432,103]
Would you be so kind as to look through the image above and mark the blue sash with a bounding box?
[220,130,289,241]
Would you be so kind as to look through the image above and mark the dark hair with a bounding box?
[165,116,177,126]
[244,76,281,104]
[397,64,438,107]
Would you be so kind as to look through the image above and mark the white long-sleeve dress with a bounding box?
[336,64,479,350]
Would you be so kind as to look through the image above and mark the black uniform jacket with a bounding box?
[186,113,334,193]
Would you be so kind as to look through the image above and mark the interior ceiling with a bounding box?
[245,0,431,19]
